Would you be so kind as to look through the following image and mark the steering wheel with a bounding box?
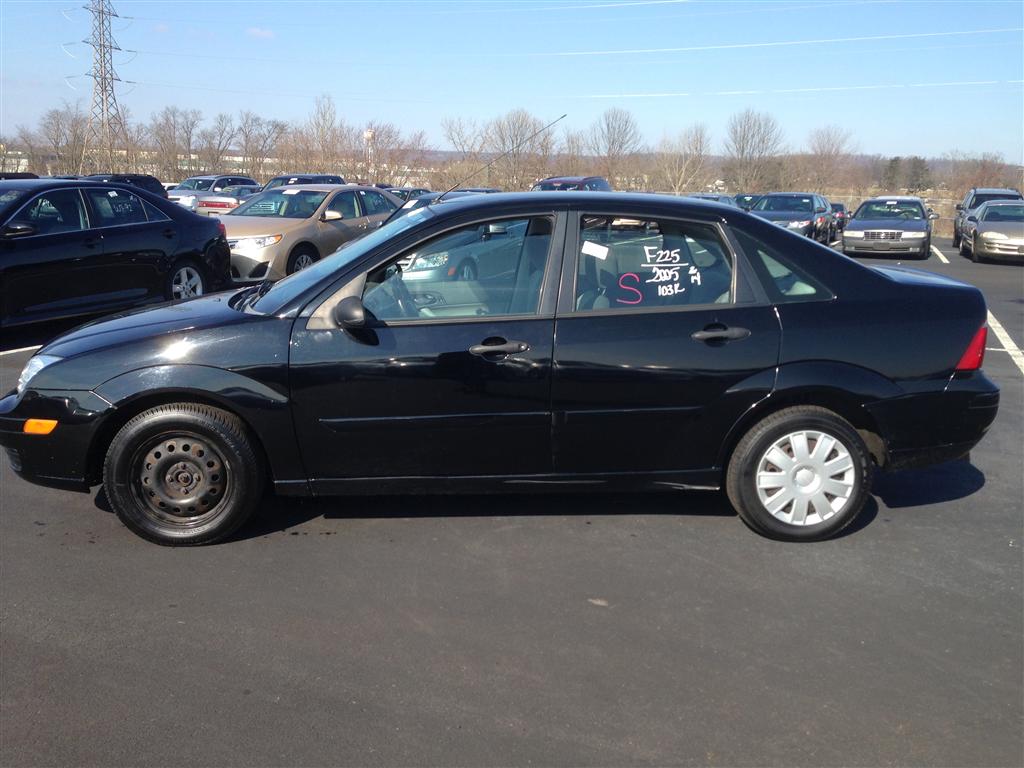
[389,267,420,318]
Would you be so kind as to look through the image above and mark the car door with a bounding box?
[551,209,782,477]
[288,212,564,487]
[318,189,365,254]
[81,186,178,304]
[0,187,106,325]
[358,189,398,229]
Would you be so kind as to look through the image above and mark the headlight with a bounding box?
[787,220,811,229]
[981,231,1008,240]
[411,252,449,270]
[902,231,927,239]
[843,230,865,238]
[17,355,62,395]
[234,235,283,249]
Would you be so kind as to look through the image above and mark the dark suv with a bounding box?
[953,187,1023,247]
[85,173,168,198]
[532,176,612,192]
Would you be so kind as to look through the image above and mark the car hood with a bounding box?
[846,218,929,232]
[977,222,1024,238]
[221,215,308,238]
[750,211,815,223]
[32,290,288,391]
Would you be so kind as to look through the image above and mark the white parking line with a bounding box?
[987,311,1024,376]
[0,345,41,357]
[830,240,841,247]
[930,245,949,263]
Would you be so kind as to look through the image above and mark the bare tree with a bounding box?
[588,107,642,186]
[722,109,785,192]
[559,129,589,177]
[806,124,853,190]
[237,111,287,181]
[655,123,711,195]
[196,113,236,174]
[38,101,89,175]
[362,120,429,186]
[482,109,553,190]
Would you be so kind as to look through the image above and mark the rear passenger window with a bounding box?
[732,228,829,303]
[84,188,148,227]
[574,215,733,311]
[360,190,397,215]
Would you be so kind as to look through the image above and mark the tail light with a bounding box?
[202,200,234,209]
[217,221,226,237]
[955,326,987,371]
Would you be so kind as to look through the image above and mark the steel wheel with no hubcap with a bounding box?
[171,266,204,299]
[755,429,855,526]
[133,433,228,526]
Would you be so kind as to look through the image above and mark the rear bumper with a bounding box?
[867,372,999,470]
[0,389,110,492]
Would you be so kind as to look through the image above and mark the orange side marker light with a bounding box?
[23,419,58,435]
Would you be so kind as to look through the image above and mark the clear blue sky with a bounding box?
[1,0,1022,160]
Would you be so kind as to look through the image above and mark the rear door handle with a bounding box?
[469,339,530,357]
[161,228,175,239]
[691,325,750,342]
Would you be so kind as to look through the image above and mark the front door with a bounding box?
[318,189,365,254]
[289,212,563,487]
[552,211,781,476]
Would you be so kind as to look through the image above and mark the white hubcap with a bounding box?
[755,430,856,526]
[171,267,203,299]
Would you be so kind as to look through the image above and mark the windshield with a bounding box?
[175,178,215,191]
[753,196,814,213]
[855,200,925,220]
[533,181,582,191]
[0,188,30,220]
[831,203,845,212]
[230,189,328,218]
[250,206,436,314]
[973,192,1022,207]
[981,204,1024,222]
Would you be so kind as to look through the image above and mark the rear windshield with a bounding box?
[753,196,814,213]
[175,178,215,191]
[981,204,1024,222]
[973,192,1022,207]
[855,200,925,220]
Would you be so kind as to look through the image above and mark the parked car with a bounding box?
[162,182,178,192]
[687,193,738,207]
[0,178,230,327]
[459,187,502,194]
[85,173,168,199]
[263,174,345,190]
[959,200,1024,263]
[831,202,850,231]
[750,193,834,242]
[222,184,400,281]
[532,176,611,191]
[383,190,486,224]
[0,172,39,181]
[733,194,761,211]
[194,185,263,216]
[387,187,432,202]
[842,196,937,259]
[953,187,1023,247]
[169,175,259,211]
[1,193,998,546]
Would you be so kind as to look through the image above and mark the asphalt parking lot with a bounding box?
[1,239,1021,767]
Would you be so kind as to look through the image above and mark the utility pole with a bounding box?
[80,0,128,173]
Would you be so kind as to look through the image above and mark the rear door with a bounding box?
[551,209,781,476]
[358,189,399,229]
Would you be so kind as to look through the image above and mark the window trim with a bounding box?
[557,210,763,318]
[5,187,92,238]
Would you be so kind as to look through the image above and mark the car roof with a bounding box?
[761,191,820,197]
[972,187,1021,194]
[862,195,924,202]
[0,178,146,191]
[976,199,1023,206]
[259,183,388,193]
[537,176,597,183]
[421,191,742,217]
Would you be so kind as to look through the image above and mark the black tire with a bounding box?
[286,245,319,275]
[917,238,931,260]
[103,403,263,546]
[951,228,960,248]
[165,259,207,301]
[969,237,981,264]
[960,237,970,258]
[725,406,873,541]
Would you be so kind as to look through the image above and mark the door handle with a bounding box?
[469,338,530,357]
[691,325,750,342]
[161,228,175,239]
[83,236,102,249]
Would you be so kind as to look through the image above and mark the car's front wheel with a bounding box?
[726,406,872,541]
[103,403,263,546]
[286,245,319,275]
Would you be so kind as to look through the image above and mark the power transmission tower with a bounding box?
[80,0,128,172]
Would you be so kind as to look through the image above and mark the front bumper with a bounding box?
[0,389,111,491]
[974,239,1024,261]
[843,237,928,256]
[229,247,278,282]
[867,371,1000,470]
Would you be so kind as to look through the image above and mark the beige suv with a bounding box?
[222,184,400,281]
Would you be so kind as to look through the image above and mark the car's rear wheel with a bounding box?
[103,403,263,546]
[726,406,872,541]
[166,260,206,300]
[286,245,319,275]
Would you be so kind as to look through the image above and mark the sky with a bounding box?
[1,0,1022,161]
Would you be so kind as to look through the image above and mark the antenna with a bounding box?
[79,0,130,173]
[436,113,567,203]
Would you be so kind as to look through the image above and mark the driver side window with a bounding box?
[362,217,553,323]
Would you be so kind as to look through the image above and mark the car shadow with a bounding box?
[871,458,985,508]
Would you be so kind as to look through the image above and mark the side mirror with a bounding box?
[332,295,365,328]
[815,206,827,213]
[485,223,508,236]
[2,222,37,238]
[955,204,963,211]
[323,209,343,221]
[966,215,978,223]
[928,212,939,220]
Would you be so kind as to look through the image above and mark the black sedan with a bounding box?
[751,193,834,242]
[0,179,231,328]
[0,193,998,546]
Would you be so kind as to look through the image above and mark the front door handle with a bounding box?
[691,325,750,343]
[469,338,530,357]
